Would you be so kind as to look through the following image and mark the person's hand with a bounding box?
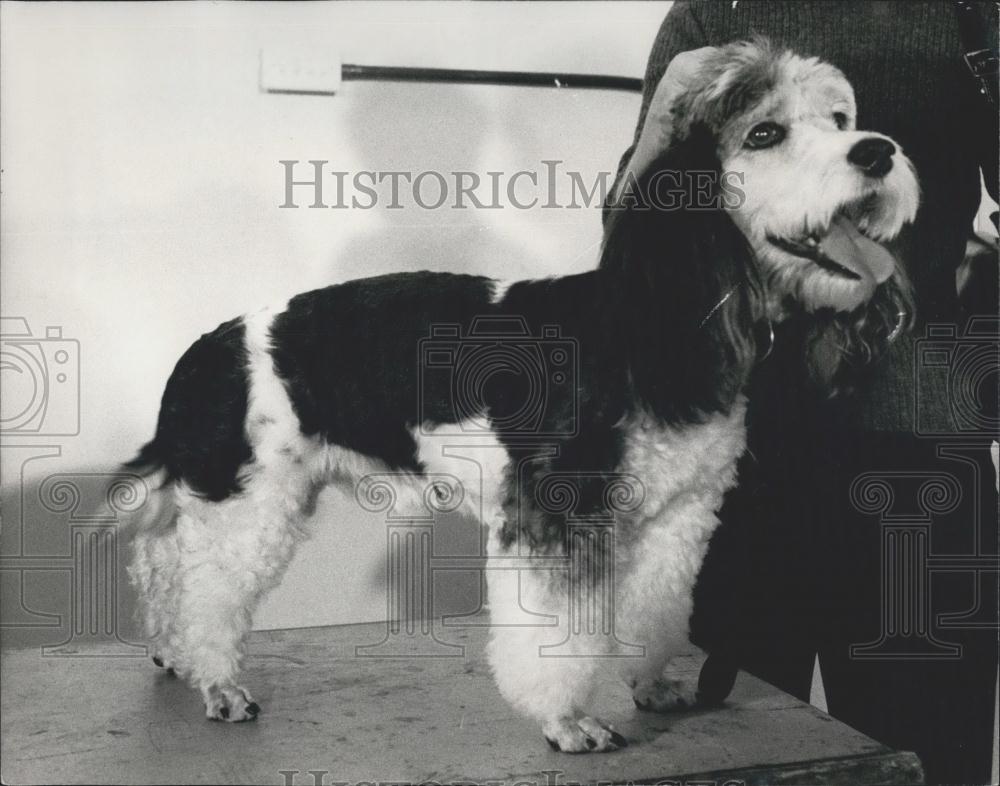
[612,47,717,202]
[637,46,717,155]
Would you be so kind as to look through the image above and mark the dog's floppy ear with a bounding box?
[600,123,763,423]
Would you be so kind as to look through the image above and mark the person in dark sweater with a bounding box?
[608,2,999,783]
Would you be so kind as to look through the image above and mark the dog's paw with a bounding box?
[632,677,699,713]
[151,655,176,676]
[542,715,627,753]
[204,685,260,723]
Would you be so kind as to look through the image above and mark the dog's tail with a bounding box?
[124,437,166,476]
[125,435,176,477]
[118,439,177,533]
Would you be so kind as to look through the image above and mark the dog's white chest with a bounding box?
[616,399,747,528]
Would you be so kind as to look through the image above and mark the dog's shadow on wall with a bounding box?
[348,476,491,627]
[0,467,146,652]
[0,468,492,652]
[328,79,564,285]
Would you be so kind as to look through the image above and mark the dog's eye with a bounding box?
[744,122,786,149]
[833,111,849,130]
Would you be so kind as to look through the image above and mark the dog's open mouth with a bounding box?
[766,196,896,285]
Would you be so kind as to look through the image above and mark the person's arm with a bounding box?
[604,1,709,223]
[973,1,998,208]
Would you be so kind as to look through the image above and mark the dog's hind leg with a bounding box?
[125,482,183,672]
[130,528,182,671]
[157,303,320,721]
[167,481,308,722]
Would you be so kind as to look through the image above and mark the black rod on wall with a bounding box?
[340,63,643,93]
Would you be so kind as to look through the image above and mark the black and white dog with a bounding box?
[126,40,917,752]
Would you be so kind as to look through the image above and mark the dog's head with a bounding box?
[605,39,918,406]
[671,38,918,319]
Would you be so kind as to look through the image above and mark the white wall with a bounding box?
[0,1,671,631]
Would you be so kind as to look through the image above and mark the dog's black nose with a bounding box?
[848,137,896,178]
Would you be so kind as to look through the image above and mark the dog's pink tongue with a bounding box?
[818,215,896,284]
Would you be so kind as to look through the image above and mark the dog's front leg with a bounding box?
[627,659,701,713]
[484,545,627,753]
[617,501,719,714]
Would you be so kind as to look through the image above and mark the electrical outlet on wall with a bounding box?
[260,47,342,95]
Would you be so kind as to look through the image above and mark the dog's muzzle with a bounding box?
[766,195,896,287]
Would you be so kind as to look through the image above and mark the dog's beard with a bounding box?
[745,179,916,314]
[761,195,899,311]
[757,242,895,313]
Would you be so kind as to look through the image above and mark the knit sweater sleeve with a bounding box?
[603,1,708,225]
[976,3,999,204]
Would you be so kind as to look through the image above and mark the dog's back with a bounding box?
[126,270,497,506]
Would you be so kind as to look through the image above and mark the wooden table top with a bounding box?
[1,621,922,785]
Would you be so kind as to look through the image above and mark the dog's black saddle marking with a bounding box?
[269,271,496,471]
